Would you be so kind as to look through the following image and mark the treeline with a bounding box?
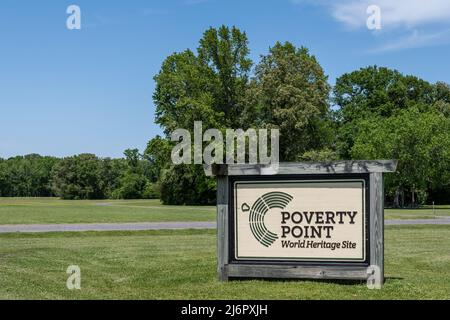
[1,26,449,206]
[0,154,59,197]
[0,149,159,200]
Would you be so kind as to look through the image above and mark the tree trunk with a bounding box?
[401,188,405,208]
[394,187,400,208]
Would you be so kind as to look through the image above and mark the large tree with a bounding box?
[150,28,336,204]
[153,25,252,132]
[241,42,332,161]
[333,66,438,158]
[151,25,253,204]
[351,109,450,206]
[112,149,157,199]
[333,66,450,205]
[51,154,107,200]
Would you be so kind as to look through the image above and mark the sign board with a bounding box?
[233,179,367,263]
[207,161,397,285]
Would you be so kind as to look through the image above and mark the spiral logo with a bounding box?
[242,192,293,247]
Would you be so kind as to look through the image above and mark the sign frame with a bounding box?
[229,174,370,265]
[206,160,397,285]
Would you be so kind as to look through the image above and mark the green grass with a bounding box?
[0,198,215,224]
[0,225,449,299]
[0,198,448,225]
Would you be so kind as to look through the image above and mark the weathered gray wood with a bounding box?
[217,176,229,281]
[205,160,397,176]
[226,264,368,280]
[214,162,391,285]
[369,172,384,285]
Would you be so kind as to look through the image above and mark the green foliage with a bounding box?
[99,157,127,198]
[151,25,254,204]
[159,165,216,205]
[333,65,450,204]
[153,25,251,132]
[334,66,435,121]
[0,154,59,197]
[124,148,140,169]
[0,150,156,200]
[142,182,160,199]
[298,148,339,162]
[242,42,332,161]
[333,66,439,158]
[144,136,172,181]
[51,154,111,200]
[351,109,450,205]
[151,29,335,203]
[111,173,148,199]
[110,149,159,200]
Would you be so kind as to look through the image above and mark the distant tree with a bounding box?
[111,149,158,199]
[112,172,148,199]
[434,81,450,117]
[100,158,127,198]
[124,148,140,169]
[0,154,59,197]
[144,135,172,182]
[159,164,216,205]
[298,148,339,162]
[351,109,450,206]
[333,66,437,158]
[0,158,6,196]
[333,66,450,205]
[51,154,106,200]
[0,150,158,200]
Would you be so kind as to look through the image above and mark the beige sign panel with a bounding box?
[234,180,366,262]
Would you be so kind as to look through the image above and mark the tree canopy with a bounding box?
[149,27,337,203]
[241,42,332,161]
[333,66,450,205]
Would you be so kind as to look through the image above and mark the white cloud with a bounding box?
[370,28,450,53]
[331,0,450,29]
[291,0,450,51]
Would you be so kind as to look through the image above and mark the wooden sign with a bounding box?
[206,161,397,286]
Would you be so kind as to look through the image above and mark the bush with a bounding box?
[143,182,160,199]
[159,165,216,205]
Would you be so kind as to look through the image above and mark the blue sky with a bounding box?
[1,0,450,158]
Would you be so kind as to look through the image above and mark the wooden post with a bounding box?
[369,172,384,284]
[216,175,229,281]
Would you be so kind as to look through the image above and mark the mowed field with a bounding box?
[0,198,449,225]
[0,198,449,299]
[0,198,215,224]
[0,227,449,299]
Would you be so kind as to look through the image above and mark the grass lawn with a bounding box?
[0,198,215,224]
[0,198,448,225]
[0,225,449,299]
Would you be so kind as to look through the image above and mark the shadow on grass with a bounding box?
[386,206,449,211]
[231,276,404,286]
